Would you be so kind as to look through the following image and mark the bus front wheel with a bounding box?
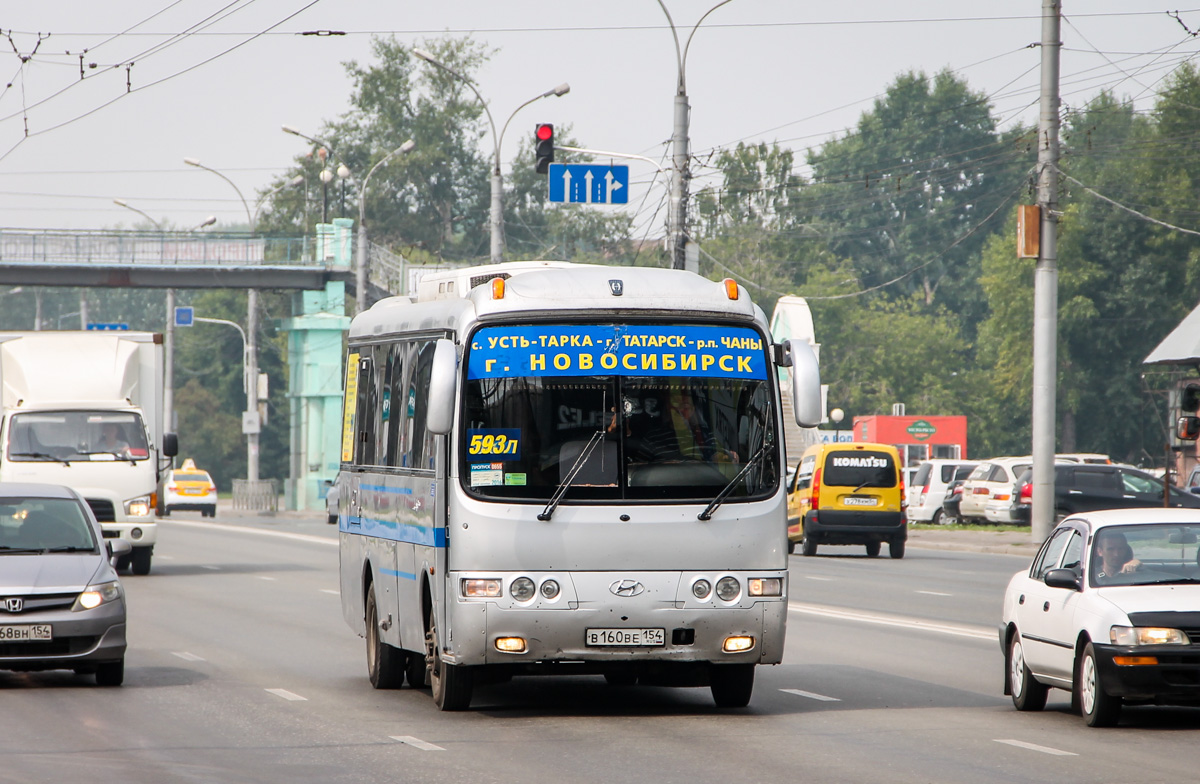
[710,663,755,708]
[428,615,473,711]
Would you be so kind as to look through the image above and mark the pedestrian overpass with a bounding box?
[0,219,464,513]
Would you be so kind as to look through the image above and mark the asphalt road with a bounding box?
[2,512,1198,783]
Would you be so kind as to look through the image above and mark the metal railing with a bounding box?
[0,229,316,266]
[233,479,279,512]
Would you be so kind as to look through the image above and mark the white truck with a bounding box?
[0,331,177,574]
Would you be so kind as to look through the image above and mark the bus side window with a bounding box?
[356,351,378,466]
[410,340,438,470]
[381,343,405,467]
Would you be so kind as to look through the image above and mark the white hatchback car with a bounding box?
[907,460,978,524]
[958,457,1031,525]
[1001,508,1200,726]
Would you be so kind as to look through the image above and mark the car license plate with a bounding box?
[181,487,204,495]
[0,624,52,641]
[843,496,879,507]
[585,628,665,647]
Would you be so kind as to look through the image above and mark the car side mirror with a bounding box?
[107,538,132,563]
[1044,568,1081,591]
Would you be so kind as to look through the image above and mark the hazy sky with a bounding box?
[0,1,1195,238]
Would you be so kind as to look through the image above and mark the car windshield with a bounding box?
[461,323,778,502]
[0,496,97,552]
[7,411,149,462]
[1089,523,1200,587]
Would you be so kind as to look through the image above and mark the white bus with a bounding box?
[335,263,821,710]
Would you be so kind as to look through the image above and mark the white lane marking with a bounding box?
[167,519,337,547]
[804,575,833,581]
[320,589,339,595]
[994,739,1077,756]
[916,590,952,596]
[265,688,307,701]
[201,565,221,571]
[390,736,445,751]
[172,651,205,662]
[780,688,840,702]
[258,576,277,581]
[788,602,994,641]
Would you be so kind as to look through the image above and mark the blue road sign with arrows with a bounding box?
[548,163,629,205]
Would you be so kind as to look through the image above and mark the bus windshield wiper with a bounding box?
[538,429,606,522]
[11,452,70,465]
[78,450,136,465]
[698,432,773,521]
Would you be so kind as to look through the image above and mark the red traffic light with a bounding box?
[536,123,554,141]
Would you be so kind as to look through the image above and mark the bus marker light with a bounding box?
[723,636,754,653]
[748,578,782,597]
[491,277,506,299]
[495,637,527,653]
[462,578,501,597]
[723,278,739,300]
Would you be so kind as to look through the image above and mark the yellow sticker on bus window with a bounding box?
[341,352,359,463]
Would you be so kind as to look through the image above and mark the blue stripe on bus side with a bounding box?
[359,484,414,495]
[340,515,446,547]
[381,568,418,581]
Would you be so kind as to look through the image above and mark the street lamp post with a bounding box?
[411,48,568,264]
[282,126,349,225]
[656,0,733,272]
[356,139,416,314]
[184,157,261,484]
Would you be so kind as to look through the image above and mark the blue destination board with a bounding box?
[467,324,768,380]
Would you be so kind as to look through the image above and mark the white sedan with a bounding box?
[1000,508,1200,727]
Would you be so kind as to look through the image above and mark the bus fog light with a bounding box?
[748,578,781,597]
[462,578,501,597]
[539,579,560,599]
[715,576,740,601]
[129,527,143,540]
[495,637,526,653]
[510,577,536,601]
[692,579,712,599]
[723,636,755,653]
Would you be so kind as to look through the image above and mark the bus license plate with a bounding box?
[843,496,879,507]
[586,628,665,647]
[0,624,52,641]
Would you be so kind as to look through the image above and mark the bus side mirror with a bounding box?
[162,433,178,457]
[783,339,821,428]
[1178,415,1200,442]
[427,339,458,435]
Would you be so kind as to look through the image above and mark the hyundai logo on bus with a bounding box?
[609,579,645,597]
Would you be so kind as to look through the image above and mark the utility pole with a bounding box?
[1030,0,1061,543]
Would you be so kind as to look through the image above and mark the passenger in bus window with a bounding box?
[632,389,734,463]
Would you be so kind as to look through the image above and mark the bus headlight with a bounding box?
[748,578,782,597]
[510,577,536,602]
[692,579,712,600]
[462,578,501,597]
[539,579,560,599]
[715,576,740,601]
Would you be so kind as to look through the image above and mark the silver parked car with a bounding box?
[0,482,131,685]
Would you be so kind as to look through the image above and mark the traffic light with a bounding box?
[535,124,554,174]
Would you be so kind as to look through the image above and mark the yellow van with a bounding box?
[785,442,907,558]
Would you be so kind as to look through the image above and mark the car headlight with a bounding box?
[124,495,152,517]
[1110,626,1190,646]
[74,580,122,611]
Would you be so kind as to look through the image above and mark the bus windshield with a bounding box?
[462,323,778,502]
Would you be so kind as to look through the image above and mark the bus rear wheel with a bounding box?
[710,663,755,708]
[428,615,473,710]
[366,586,404,689]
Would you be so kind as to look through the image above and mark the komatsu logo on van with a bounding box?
[831,456,890,468]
